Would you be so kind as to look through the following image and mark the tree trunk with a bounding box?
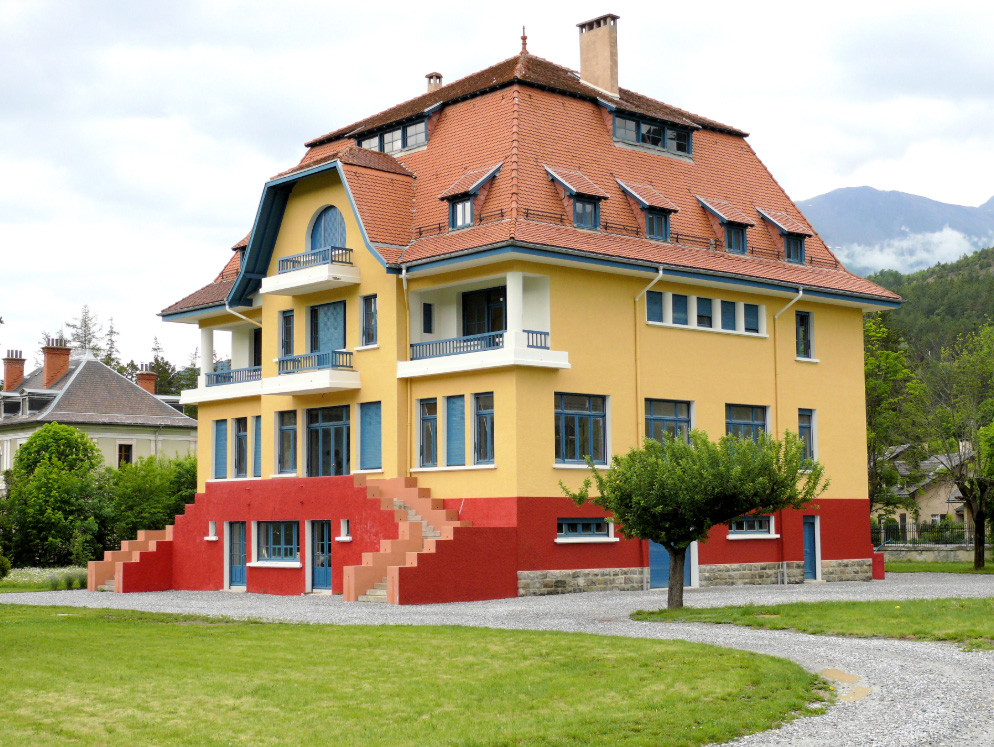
[974,502,986,570]
[667,546,687,610]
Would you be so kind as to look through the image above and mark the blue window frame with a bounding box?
[359,401,382,471]
[785,235,805,263]
[555,393,606,464]
[450,198,472,229]
[744,304,760,334]
[726,404,767,442]
[725,225,747,253]
[252,416,262,478]
[672,295,688,325]
[612,114,694,154]
[646,290,663,323]
[362,295,377,346]
[614,116,639,141]
[355,118,428,152]
[281,310,294,357]
[475,392,494,464]
[697,297,713,328]
[258,521,299,561]
[667,129,691,153]
[446,395,465,467]
[573,198,599,229]
[233,417,248,479]
[729,516,771,534]
[798,408,814,461]
[405,121,427,147]
[422,303,433,334]
[420,399,437,467]
[645,399,691,444]
[311,206,347,253]
[278,410,297,474]
[796,311,813,358]
[721,300,736,331]
[213,419,227,479]
[557,518,610,538]
[646,209,670,240]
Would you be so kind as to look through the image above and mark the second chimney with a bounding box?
[3,350,25,392]
[136,364,157,395]
[42,337,71,389]
[426,72,443,93]
[577,14,620,98]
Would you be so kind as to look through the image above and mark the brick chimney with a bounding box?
[577,14,620,98]
[42,337,71,389]
[426,72,443,92]
[136,363,157,395]
[3,349,25,392]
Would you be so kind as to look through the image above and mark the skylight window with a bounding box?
[613,114,693,155]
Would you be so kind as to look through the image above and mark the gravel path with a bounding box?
[3,573,993,746]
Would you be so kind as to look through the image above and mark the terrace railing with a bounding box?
[524,330,550,349]
[871,520,977,546]
[277,350,353,374]
[206,366,262,387]
[410,331,504,360]
[277,246,353,274]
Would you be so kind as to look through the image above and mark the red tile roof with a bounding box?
[439,164,503,199]
[616,180,679,212]
[544,167,611,199]
[756,207,812,236]
[697,197,756,226]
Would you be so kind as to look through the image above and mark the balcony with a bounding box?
[262,350,361,396]
[259,246,360,296]
[182,365,264,405]
[205,366,262,386]
[399,329,567,379]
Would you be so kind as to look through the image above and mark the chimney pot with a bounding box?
[577,13,620,98]
[136,365,158,395]
[426,72,443,93]
[3,349,26,392]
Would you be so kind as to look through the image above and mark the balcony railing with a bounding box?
[277,246,353,274]
[277,350,353,374]
[205,366,262,387]
[410,331,504,360]
[524,330,550,349]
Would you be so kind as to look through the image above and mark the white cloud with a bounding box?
[835,227,993,276]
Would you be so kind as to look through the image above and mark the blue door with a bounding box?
[311,301,346,356]
[312,521,332,590]
[803,517,817,580]
[229,522,246,587]
[649,542,691,588]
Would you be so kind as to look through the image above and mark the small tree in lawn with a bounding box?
[562,431,828,610]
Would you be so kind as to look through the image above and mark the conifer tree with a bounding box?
[65,305,104,356]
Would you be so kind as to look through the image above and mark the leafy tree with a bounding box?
[864,315,925,516]
[65,304,104,356]
[915,324,994,568]
[104,455,197,545]
[562,431,828,609]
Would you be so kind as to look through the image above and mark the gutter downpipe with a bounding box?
[635,268,665,442]
[225,301,263,328]
[772,287,803,584]
[402,266,412,478]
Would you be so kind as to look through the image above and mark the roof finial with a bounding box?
[521,26,527,54]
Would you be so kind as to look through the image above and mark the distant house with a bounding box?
[0,339,197,490]
[879,445,971,526]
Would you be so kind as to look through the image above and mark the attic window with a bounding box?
[451,198,472,229]
[356,119,428,153]
[574,198,599,229]
[613,114,693,155]
[785,235,805,263]
[646,210,670,240]
[725,225,747,254]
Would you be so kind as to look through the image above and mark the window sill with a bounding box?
[246,561,302,568]
[795,357,820,363]
[204,536,219,542]
[355,344,379,352]
[352,469,383,474]
[207,477,257,483]
[334,536,352,543]
[647,320,768,339]
[411,464,497,473]
[613,138,694,163]
[554,537,620,544]
[269,473,299,479]
[727,534,781,541]
[554,463,606,470]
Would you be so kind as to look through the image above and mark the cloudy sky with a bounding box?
[2,0,990,365]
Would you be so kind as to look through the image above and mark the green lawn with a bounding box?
[885,560,994,574]
[634,598,994,650]
[0,605,826,747]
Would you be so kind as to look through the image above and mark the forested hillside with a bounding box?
[868,246,994,358]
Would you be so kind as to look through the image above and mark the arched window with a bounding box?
[310,206,347,253]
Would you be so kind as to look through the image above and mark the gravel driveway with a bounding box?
[3,573,993,746]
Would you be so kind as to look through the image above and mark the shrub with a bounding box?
[74,570,88,589]
[47,574,60,591]
[0,553,10,579]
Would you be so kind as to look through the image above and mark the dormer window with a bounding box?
[725,225,747,254]
[574,198,599,229]
[356,119,429,153]
[756,208,813,265]
[697,197,755,256]
[616,180,679,242]
[450,197,472,229]
[785,235,805,264]
[646,209,670,240]
[613,114,693,155]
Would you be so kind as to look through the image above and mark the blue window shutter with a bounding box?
[744,304,759,333]
[423,303,433,334]
[252,416,262,477]
[721,300,736,331]
[311,206,347,252]
[214,420,227,479]
[672,295,688,325]
[360,402,382,470]
[646,291,663,322]
[446,395,465,466]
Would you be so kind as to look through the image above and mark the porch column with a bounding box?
[199,327,214,387]
[505,271,524,350]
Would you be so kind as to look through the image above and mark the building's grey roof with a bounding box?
[887,446,969,498]
[0,353,196,430]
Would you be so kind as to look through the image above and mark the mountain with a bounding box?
[797,187,994,276]
[868,246,994,358]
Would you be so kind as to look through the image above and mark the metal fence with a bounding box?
[872,521,976,546]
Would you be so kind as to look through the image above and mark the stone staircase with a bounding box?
[87,527,174,592]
